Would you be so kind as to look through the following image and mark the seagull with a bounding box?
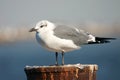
[29,20,116,65]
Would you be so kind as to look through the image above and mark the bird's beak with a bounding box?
[29,28,37,32]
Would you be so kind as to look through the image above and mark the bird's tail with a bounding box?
[88,37,116,44]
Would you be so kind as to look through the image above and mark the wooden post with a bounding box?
[24,64,98,80]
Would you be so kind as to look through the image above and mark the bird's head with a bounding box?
[29,20,54,33]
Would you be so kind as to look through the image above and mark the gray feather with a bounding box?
[53,24,89,46]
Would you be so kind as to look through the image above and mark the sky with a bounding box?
[0,0,120,27]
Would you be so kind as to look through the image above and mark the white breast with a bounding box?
[36,31,80,52]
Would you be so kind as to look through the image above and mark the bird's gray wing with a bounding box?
[53,24,89,46]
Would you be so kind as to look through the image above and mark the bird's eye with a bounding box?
[40,25,44,28]
[40,24,47,28]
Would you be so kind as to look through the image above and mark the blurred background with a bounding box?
[0,0,120,80]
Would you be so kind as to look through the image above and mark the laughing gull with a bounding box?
[29,20,116,65]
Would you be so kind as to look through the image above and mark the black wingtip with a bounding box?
[88,37,116,44]
[95,37,116,44]
[95,37,116,40]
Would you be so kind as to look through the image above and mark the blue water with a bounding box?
[0,39,120,80]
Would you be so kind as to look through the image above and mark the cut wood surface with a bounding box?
[24,64,98,80]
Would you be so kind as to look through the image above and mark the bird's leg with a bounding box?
[55,52,58,65]
[61,51,64,65]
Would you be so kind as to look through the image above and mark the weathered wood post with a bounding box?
[24,64,98,80]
